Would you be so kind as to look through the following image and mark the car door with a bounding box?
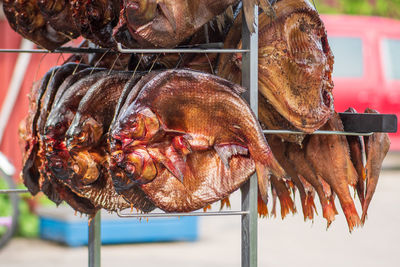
[379,34,400,149]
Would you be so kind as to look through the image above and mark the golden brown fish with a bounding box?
[285,139,337,225]
[3,0,70,50]
[219,0,334,133]
[69,0,121,47]
[120,0,237,48]
[362,108,391,224]
[37,0,80,40]
[305,113,361,232]
[110,69,287,210]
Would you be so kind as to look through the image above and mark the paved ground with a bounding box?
[0,154,399,267]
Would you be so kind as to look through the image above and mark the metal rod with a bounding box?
[263,129,374,136]
[88,211,101,267]
[117,210,249,218]
[0,189,29,194]
[0,47,113,54]
[241,5,259,267]
[117,43,249,54]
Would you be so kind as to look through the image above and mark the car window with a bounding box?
[382,38,400,80]
[328,37,364,78]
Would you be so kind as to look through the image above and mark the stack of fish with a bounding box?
[11,0,391,232]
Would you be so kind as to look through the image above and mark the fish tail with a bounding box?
[361,195,373,224]
[303,192,316,221]
[271,176,296,219]
[341,202,362,232]
[203,204,212,212]
[257,193,269,217]
[220,197,231,210]
[278,192,296,219]
[330,194,339,215]
[322,200,336,227]
[255,161,271,204]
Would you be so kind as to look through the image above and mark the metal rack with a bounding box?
[0,3,397,267]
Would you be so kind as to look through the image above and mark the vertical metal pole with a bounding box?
[89,211,101,267]
[241,4,259,267]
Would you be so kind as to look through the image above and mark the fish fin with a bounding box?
[342,202,362,232]
[322,200,336,228]
[271,176,296,219]
[255,161,271,204]
[158,2,177,32]
[214,143,249,168]
[148,146,186,183]
[220,197,231,210]
[172,136,192,157]
[203,204,212,212]
[330,194,339,215]
[257,193,269,217]
[304,192,316,221]
[161,125,190,137]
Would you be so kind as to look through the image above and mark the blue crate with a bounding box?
[38,206,198,247]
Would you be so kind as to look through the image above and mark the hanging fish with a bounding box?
[110,69,287,211]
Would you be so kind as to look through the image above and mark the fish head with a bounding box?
[66,115,103,151]
[45,110,74,141]
[70,150,100,185]
[46,150,74,181]
[123,147,157,184]
[258,1,334,132]
[125,0,157,27]
[112,107,160,148]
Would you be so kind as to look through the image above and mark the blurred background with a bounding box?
[0,0,399,266]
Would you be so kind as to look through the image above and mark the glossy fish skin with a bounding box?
[345,107,366,207]
[122,0,237,48]
[47,70,152,212]
[70,0,121,47]
[66,72,133,151]
[111,69,287,210]
[362,108,391,224]
[258,1,334,132]
[305,113,361,232]
[108,73,160,212]
[36,63,86,202]
[62,72,136,211]
[37,0,80,40]
[3,0,70,50]
[20,66,60,196]
[43,70,116,211]
[219,0,334,133]
[141,149,255,212]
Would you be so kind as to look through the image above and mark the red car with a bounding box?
[321,14,400,150]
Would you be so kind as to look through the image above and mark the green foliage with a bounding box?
[16,184,56,238]
[17,198,39,238]
[314,0,400,19]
